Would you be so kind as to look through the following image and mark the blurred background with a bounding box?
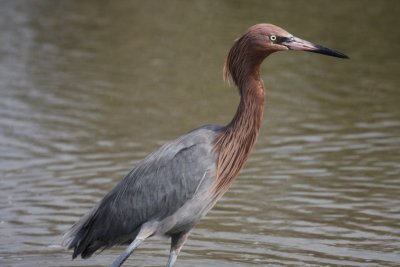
[0,1,399,266]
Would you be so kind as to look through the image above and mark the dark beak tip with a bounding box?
[335,51,350,59]
[312,44,350,60]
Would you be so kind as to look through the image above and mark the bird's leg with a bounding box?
[111,224,155,267]
[166,232,190,267]
[111,239,142,267]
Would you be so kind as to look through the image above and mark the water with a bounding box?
[1,1,399,266]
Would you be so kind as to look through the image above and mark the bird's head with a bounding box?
[224,23,349,86]
[258,24,349,58]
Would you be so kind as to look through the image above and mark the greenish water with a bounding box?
[0,1,399,266]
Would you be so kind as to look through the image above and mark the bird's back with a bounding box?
[63,125,223,258]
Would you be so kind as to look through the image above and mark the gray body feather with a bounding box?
[63,125,223,258]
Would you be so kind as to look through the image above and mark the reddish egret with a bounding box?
[63,23,348,267]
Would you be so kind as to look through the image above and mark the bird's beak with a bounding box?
[283,36,349,59]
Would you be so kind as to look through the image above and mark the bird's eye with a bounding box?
[270,35,277,42]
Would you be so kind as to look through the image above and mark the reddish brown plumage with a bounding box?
[212,25,274,199]
[212,80,264,199]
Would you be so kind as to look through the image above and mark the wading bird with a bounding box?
[63,23,348,267]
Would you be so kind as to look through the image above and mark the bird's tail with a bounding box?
[62,208,102,259]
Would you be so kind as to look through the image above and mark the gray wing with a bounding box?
[63,125,222,258]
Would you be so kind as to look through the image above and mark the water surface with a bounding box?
[1,1,399,266]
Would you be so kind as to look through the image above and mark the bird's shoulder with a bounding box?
[138,124,223,171]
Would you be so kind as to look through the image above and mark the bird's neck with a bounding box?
[212,68,265,199]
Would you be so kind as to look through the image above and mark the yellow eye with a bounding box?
[270,35,277,42]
